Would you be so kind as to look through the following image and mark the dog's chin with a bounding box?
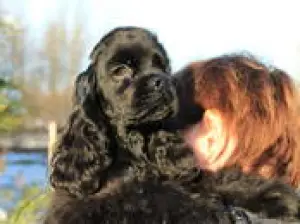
[128,99,177,126]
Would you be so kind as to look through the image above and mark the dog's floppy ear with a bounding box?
[50,66,113,198]
[75,65,110,123]
[74,65,100,107]
[74,66,92,105]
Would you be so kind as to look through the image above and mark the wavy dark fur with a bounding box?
[49,26,182,198]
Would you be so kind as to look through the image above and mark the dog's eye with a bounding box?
[110,64,133,79]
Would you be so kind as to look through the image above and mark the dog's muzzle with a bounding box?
[131,73,178,123]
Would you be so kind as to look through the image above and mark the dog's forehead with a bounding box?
[110,30,157,48]
[91,27,170,72]
[94,30,161,66]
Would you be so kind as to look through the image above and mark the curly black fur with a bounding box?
[49,26,182,198]
[46,27,300,223]
[46,166,300,223]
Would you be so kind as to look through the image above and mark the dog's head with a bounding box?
[79,27,177,126]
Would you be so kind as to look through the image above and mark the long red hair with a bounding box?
[189,54,300,187]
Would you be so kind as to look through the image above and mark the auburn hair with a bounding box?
[189,54,300,187]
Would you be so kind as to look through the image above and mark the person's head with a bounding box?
[176,53,300,187]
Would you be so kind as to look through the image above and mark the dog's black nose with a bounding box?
[147,75,165,91]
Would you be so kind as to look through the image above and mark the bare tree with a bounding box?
[67,23,84,83]
[0,14,26,86]
[42,22,67,93]
[21,19,85,127]
[0,3,86,130]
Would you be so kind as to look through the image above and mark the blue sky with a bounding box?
[2,0,300,79]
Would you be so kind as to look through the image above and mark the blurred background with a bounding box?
[0,0,300,222]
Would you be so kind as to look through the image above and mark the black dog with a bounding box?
[46,27,300,223]
[49,26,193,199]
